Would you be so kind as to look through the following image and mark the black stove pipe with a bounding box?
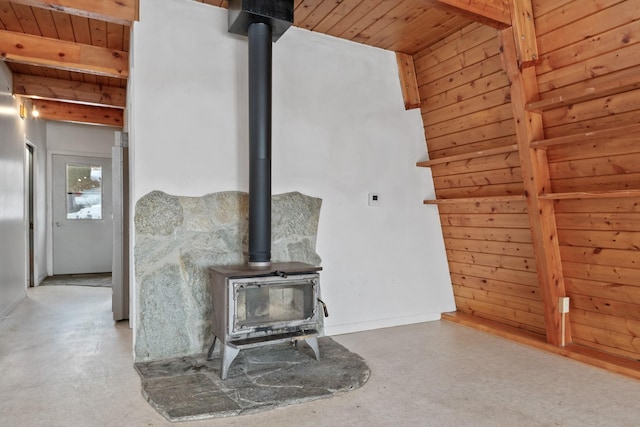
[248,22,272,267]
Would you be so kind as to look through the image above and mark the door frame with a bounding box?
[112,137,130,321]
[46,149,112,276]
[24,139,36,288]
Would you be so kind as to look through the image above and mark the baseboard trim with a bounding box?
[442,311,640,381]
[0,290,27,321]
[324,312,441,336]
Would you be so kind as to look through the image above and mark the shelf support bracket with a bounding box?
[499,27,571,347]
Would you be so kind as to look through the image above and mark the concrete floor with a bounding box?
[1,286,640,427]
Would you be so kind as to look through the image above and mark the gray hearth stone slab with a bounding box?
[134,191,322,361]
[135,337,370,422]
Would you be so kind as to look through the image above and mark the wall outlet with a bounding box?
[368,193,381,206]
[559,297,570,313]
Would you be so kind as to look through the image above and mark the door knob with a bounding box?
[55,222,62,227]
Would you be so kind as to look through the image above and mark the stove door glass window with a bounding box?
[236,280,315,328]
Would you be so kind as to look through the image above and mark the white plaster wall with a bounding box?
[46,121,117,156]
[131,0,454,336]
[0,62,47,318]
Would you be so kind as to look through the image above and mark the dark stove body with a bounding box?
[209,262,322,379]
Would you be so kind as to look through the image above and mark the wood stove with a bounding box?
[209,262,323,379]
[207,0,327,380]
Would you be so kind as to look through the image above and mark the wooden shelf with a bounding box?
[538,189,640,200]
[423,195,526,204]
[526,75,640,112]
[417,144,518,167]
[425,190,640,204]
[530,123,640,149]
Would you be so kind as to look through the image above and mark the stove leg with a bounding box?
[305,336,320,361]
[207,336,218,360]
[221,344,240,380]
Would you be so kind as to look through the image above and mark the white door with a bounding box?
[52,154,113,274]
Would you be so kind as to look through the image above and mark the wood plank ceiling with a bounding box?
[0,0,510,127]
[0,0,133,126]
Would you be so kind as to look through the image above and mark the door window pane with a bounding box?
[66,164,102,220]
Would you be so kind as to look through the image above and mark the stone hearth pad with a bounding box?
[135,337,370,422]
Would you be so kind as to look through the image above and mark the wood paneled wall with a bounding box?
[534,0,640,360]
[415,0,640,361]
[415,23,545,335]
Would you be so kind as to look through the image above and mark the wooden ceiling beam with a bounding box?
[13,73,126,108]
[432,0,511,29]
[0,29,128,78]
[7,0,138,26]
[396,52,421,110]
[510,0,539,68]
[31,99,123,127]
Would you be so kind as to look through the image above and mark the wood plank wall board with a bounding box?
[453,285,545,317]
[430,148,521,175]
[416,37,501,86]
[537,19,640,78]
[543,89,640,130]
[453,296,547,335]
[546,135,640,163]
[447,249,537,273]
[423,85,512,127]
[535,0,635,51]
[425,103,515,139]
[557,229,640,252]
[441,225,533,243]
[548,155,640,180]
[421,70,510,113]
[554,197,640,213]
[428,135,517,160]
[551,175,640,194]
[424,120,516,158]
[414,22,486,64]
[433,167,523,189]
[534,1,640,117]
[564,277,640,305]
[450,273,541,302]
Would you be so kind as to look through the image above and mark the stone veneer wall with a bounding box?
[134,191,322,361]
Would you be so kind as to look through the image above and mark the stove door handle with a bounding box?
[317,298,329,318]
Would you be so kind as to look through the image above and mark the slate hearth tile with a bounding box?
[257,360,369,391]
[134,356,200,378]
[137,337,371,421]
[142,373,241,420]
[237,384,332,405]
[243,343,316,364]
